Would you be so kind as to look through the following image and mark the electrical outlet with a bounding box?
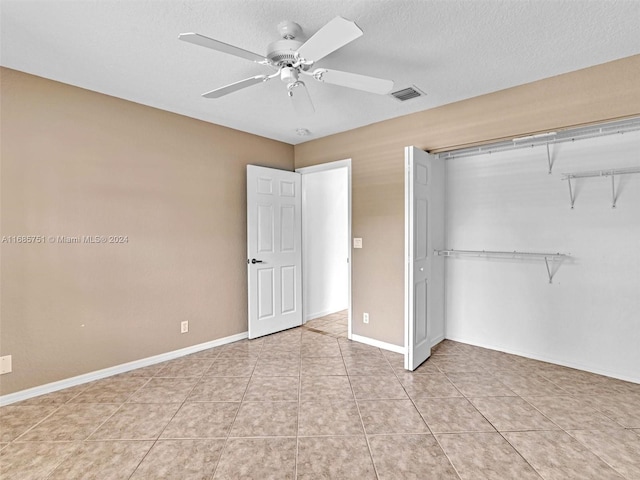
[0,355,12,375]
[180,321,189,334]
[363,313,369,324]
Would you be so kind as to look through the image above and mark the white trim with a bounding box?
[430,334,446,349]
[404,146,413,369]
[296,159,352,341]
[305,308,346,322]
[352,333,405,354]
[296,159,351,175]
[0,331,248,406]
[445,336,640,384]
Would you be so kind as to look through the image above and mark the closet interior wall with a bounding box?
[444,129,640,382]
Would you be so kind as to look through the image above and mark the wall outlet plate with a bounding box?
[180,321,189,334]
[353,238,362,249]
[363,313,369,324]
[0,355,12,374]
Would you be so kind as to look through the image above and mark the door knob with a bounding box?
[250,258,264,264]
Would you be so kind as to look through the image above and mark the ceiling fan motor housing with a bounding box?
[267,39,304,67]
[267,20,306,67]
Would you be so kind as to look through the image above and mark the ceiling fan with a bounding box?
[178,16,394,116]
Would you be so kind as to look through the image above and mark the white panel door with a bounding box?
[247,165,302,339]
[404,147,445,370]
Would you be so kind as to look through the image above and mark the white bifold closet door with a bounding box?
[404,146,445,370]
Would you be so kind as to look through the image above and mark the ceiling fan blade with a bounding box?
[296,16,363,63]
[309,68,394,95]
[287,81,315,116]
[179,33,271,65]
[202,75,269,98]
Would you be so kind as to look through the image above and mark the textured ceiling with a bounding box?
[2,0,640,145]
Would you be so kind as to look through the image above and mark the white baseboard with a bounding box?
[351,333,405,354]
[430,334,446,349]
[305,307,348,322]
[348,334,444,356]
[445,335,640,384]
[0,331,248,407]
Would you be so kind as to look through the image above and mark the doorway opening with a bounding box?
[297,160,352,340]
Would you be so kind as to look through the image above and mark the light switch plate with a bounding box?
[353,238,362,249]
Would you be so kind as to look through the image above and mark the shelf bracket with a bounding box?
[544,256,554,284]
[566,176,575,209]
[562,166,639,209]
[611,174,617,209]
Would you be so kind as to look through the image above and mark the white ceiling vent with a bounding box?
[390,86,425,101]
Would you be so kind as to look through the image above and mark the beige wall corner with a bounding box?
[294,54,640,347]
[0,68,294,395]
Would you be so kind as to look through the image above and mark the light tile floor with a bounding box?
[2,310,640,479]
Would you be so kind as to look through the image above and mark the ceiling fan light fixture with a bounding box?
[281,67,298,83]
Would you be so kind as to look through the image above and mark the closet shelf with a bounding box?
[437,116,640,174]
[561,166,640,209]
[434,249,569,284]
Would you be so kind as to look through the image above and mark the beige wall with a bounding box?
[3,54,640,395]
[0,68,294,394]
[294,54,640,347]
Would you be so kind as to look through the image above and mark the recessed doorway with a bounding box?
[297,160,352,339]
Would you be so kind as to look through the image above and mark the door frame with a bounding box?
[296,159,353,340]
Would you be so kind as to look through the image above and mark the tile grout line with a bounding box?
[466,355,638,479]
[210,338,264,480]
[389,353,463,480]
[29,376,156,479]
[10,376,110,445]
[562,429,631,479]
[295,331,303,480]
[516,393,633,479]
[126,350,222,480]
[341,341,382,480]
[9,403,66,444]
[442,367,547,479]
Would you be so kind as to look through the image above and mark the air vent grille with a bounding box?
[390,86,424,101]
